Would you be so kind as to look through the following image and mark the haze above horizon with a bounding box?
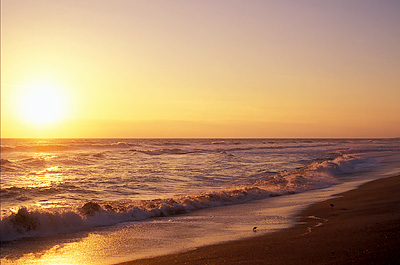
[1,0,399,138]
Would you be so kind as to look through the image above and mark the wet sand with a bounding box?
[116,175,400,265]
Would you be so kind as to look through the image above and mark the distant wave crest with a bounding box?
[0,142,134,153]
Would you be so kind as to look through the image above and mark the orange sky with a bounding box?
[1,0,400,138]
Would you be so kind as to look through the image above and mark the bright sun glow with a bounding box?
[18,85,67,125]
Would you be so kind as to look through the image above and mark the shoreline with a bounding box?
[116,175,400,265]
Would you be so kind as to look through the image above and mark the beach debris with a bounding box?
[253,226,257,232]
[330,203,335,209]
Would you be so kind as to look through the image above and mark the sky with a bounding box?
[1,0,400,138]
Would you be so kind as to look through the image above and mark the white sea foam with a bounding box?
[0,154,378,242]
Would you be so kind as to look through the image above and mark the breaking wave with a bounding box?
[134,148,195,155]
[0,154,377,242]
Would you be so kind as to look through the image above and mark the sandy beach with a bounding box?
[116,175,400,265]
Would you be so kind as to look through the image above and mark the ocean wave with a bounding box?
[130,143,338,156]
[2,140,395,157]
[0,154,377,242]
[0,183,85,200]
[1,159,12,165]
[211,141,227,145]
[0,159,20,172]
[78,142,133,149]
[136,148,194,155]
[20,158,48,167]
[0,142,135,153]
[153,141,191,146]
[1,146,17,152]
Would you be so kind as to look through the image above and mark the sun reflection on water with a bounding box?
[35,200,68,209]
[27,166,63,189]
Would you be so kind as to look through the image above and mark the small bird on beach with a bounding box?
[330,203,335,209]
[253,227,257,232]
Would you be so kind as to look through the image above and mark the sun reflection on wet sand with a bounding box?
[0,233,121,265]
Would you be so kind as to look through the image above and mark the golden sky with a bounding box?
[1,0,400,138]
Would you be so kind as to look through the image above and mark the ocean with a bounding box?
[1,138,399,264]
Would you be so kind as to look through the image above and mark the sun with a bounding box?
[18,84,67,126]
